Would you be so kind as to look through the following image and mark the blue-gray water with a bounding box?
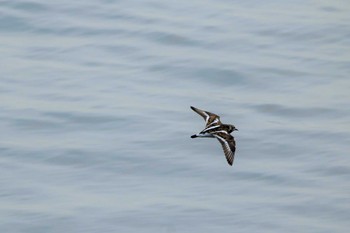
[1,1,350,232]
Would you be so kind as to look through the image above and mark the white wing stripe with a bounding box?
[203,112,209,124]
[206,118,218,126]
[202,125,220,132]
[213,130,230,134]
[214,134,233,164]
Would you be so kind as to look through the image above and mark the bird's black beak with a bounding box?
[191,135,197,138]
[235,128,238,131]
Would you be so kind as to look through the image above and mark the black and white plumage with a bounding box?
[190,106,238,166]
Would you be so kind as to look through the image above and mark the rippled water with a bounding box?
[1,0,350,232]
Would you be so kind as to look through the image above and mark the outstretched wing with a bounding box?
[213,132,236,166]
[190,106,221,127]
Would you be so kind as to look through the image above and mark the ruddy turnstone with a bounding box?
[190,106,238,166]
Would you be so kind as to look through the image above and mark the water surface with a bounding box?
[1,0,350,232]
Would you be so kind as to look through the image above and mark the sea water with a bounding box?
[1,1,349,232]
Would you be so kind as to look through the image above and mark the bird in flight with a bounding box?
[190,106,238,166]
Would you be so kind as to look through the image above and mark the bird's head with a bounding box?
[228,124,238,133]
